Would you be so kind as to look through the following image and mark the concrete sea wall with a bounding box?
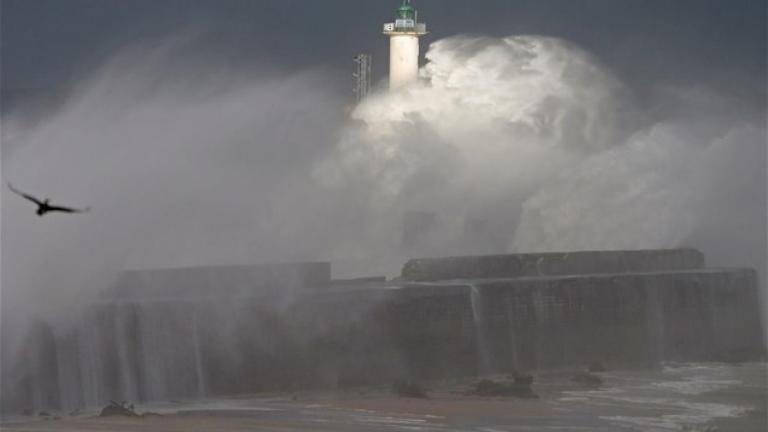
[2,249,764,413]
[401,249,706,281]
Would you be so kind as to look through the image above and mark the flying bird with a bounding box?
[7,183,90,217]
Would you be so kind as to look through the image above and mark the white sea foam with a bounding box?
[563,364,756,431]
[652,379,740,395]
[602,401,748,432]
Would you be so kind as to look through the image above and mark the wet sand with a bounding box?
[330,395,553,418]
[0,395,570,432]
[0,416,305,432]
[0,384,590,432]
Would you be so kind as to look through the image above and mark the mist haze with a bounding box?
[2,38,349,352]
[3,30,766,352]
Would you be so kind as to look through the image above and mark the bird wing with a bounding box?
[7,183,44,206]
[46,205,90,214]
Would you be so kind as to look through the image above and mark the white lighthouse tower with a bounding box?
[383,0,427,89]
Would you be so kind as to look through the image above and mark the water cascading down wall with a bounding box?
[3,249,764,413]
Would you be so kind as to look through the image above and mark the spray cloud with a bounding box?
[2,34,765,362]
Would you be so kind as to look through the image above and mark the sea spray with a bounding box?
[469,285,492,375]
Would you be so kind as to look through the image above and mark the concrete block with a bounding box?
[401,249,705,281]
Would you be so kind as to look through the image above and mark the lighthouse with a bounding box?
[383,0,427,89]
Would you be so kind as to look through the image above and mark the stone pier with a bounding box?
[2,249,764,413]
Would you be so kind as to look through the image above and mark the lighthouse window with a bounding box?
[396,19,415,29]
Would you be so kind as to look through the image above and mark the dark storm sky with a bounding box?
[1,0,766,107]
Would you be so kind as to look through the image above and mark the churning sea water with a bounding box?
[551,362,767,432]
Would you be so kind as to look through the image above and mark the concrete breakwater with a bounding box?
[2,249,764,413]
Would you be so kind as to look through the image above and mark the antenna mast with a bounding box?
[353,54,373,102]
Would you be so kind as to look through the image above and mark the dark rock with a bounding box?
[99,401,139,418]
[475,379,502,395]
[572,372,604,386]
[38,411,51,417]
[718,347,763,364]
[511,371,534,387]
[392,380,428,399]
[588,361,607,373]
[473,378,538,398]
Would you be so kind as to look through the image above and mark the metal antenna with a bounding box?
[353,54,373,102]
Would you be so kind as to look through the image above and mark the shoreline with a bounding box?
[3,362,765,432]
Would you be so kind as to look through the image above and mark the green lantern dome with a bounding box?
[395,0,416,20]
[382,0,427,36]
